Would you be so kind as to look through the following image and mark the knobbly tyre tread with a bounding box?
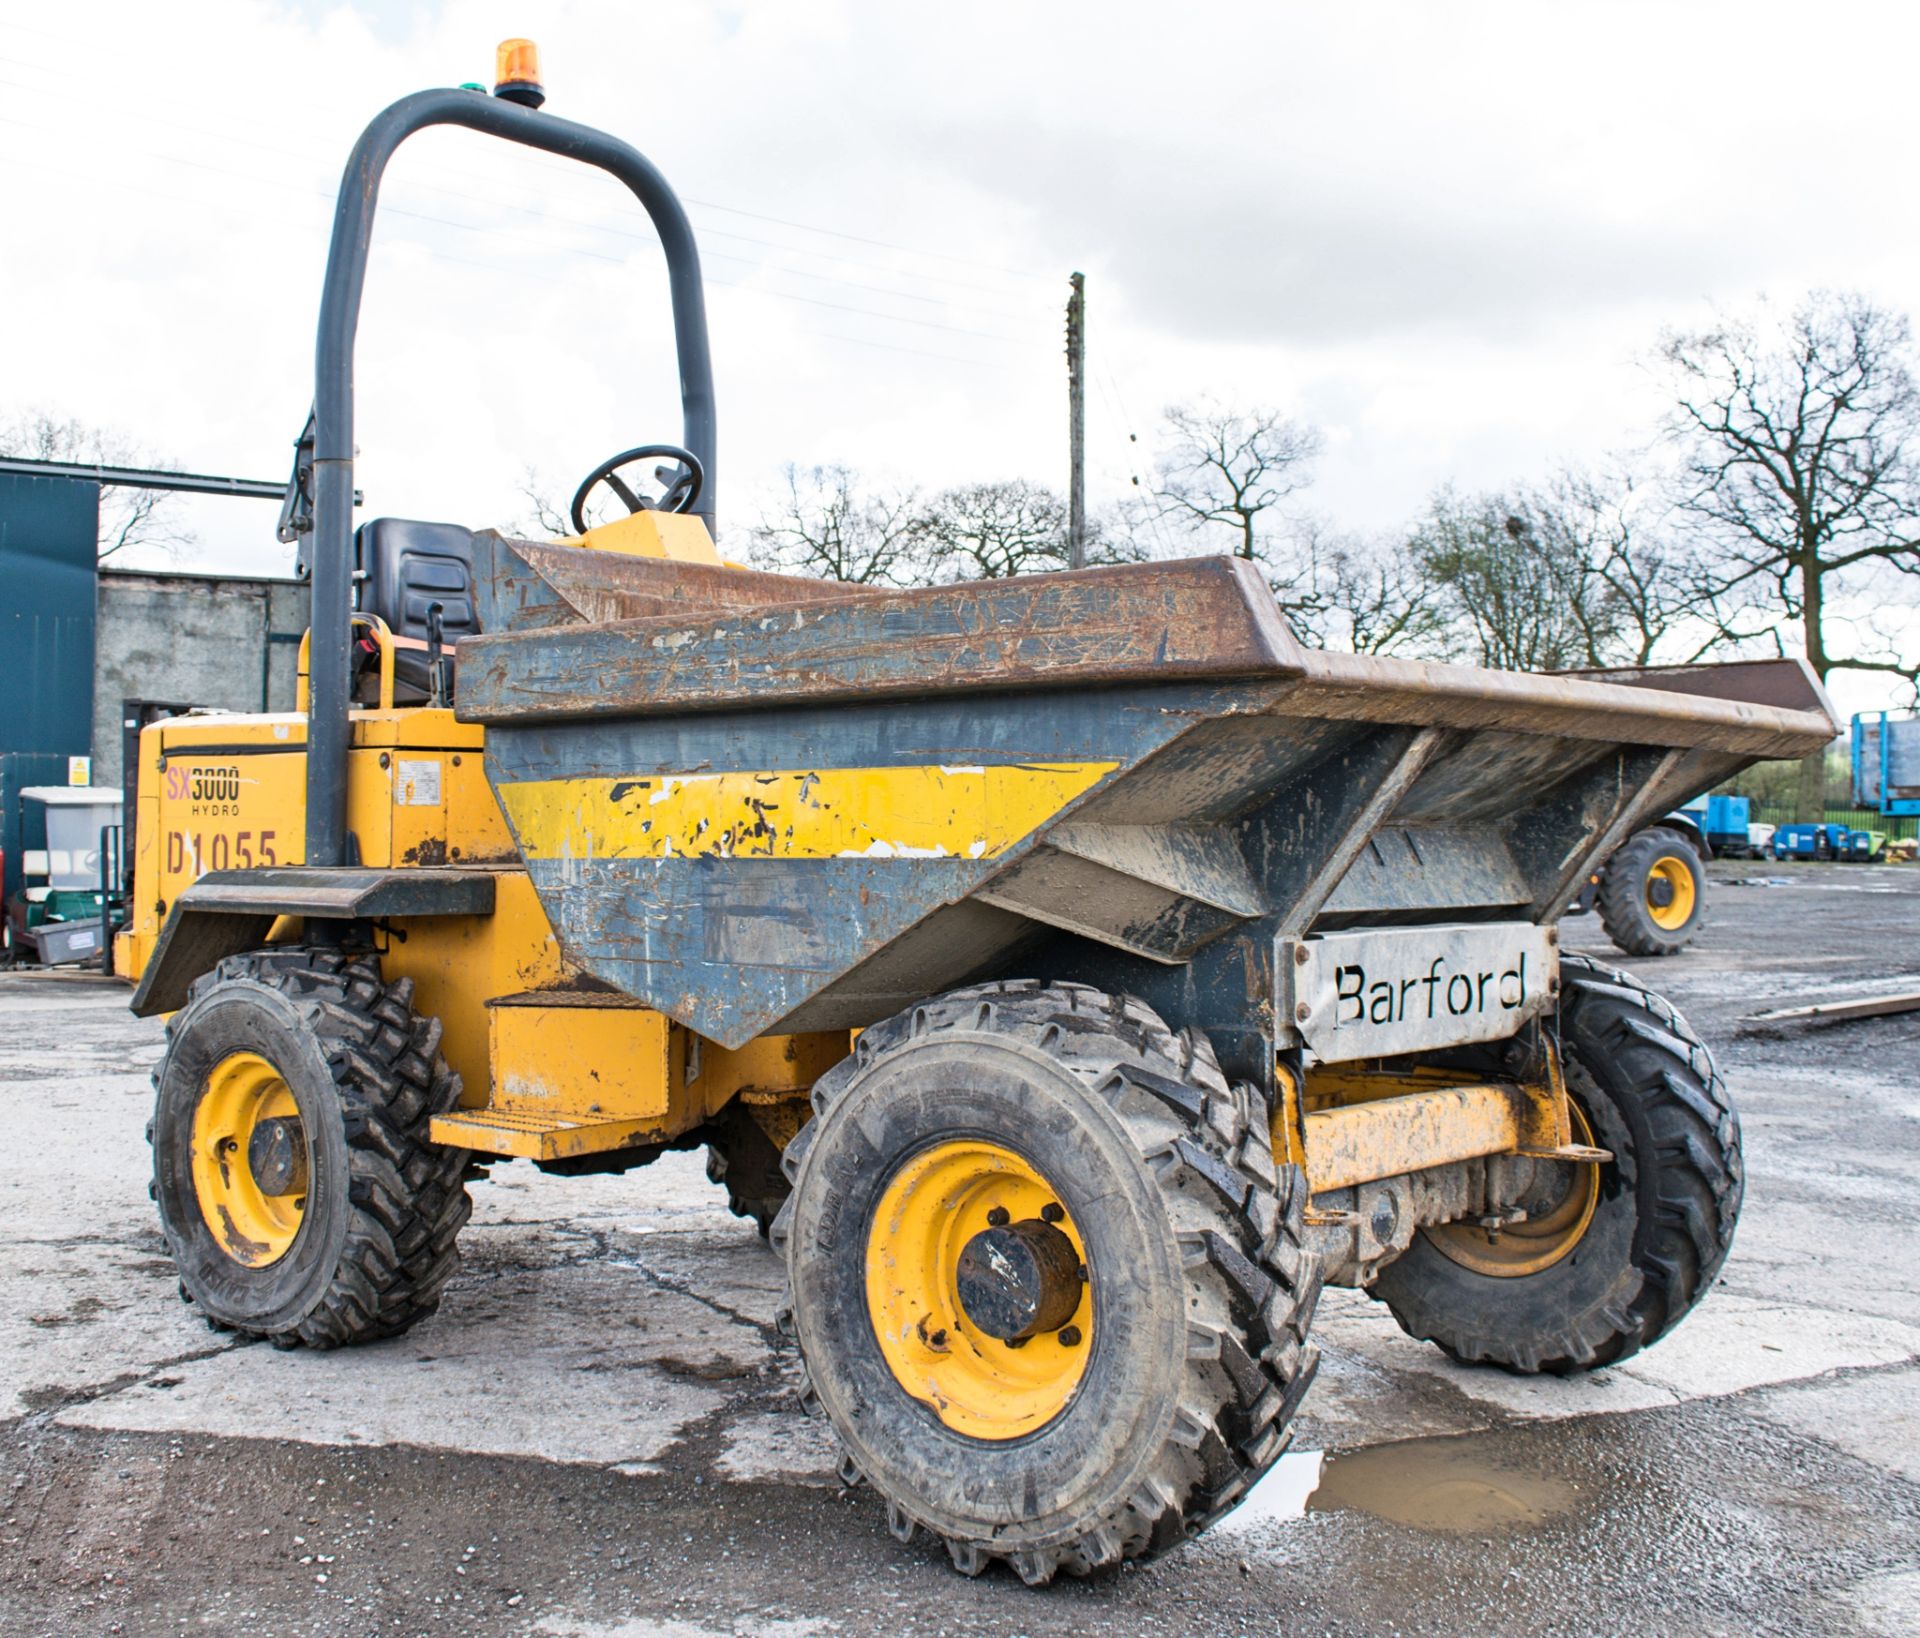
[1597,825,1703,957]
[1373,952,1740,1374]
[771,978,1322,1584]
[155,947,472,1348]
[702,1101,789,1237]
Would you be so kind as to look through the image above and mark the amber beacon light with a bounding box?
[493,38,545,107]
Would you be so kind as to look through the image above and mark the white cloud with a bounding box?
[4,1,1917,712]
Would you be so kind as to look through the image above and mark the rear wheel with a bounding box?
[1598,826,1705,956]
[1371,954,1740,1373]
[150,948,471,1347]
[703,1100,796,1236]
[774,981,1320,1584]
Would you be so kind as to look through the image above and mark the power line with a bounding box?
[0,71,1054,326]
[18,65,1053,317]
[1095,364,1182,559]
[0,33,1058,288]
[679,194,1054,283]
[4,146,1031,374]
[0,116,1050,348]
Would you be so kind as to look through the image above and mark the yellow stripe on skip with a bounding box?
[497,762,1117,862]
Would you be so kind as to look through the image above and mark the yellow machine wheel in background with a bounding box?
[1645,853,1699,931]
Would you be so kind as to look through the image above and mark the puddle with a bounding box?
[1217,1447,1324,1532]
[1307,1437,1579,1532]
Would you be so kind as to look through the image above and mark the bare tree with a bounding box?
[1150,401,1324,589]
[1658,291,1920,813]
[513,465,574,538]
[1408,487,1608,671]
[1404,474,1705,673]
[909,479,1139,582]
[1309,531,1450,657]
[749,464,922,585]
[1530,464,1701,667]
[0,409,191,561]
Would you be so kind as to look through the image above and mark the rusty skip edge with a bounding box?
[457,550,1837,761]
[1289,650,1840,760]
[457,555,1305,714]
[485,535,882,624]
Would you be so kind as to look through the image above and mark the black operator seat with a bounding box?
[351,519,479,705]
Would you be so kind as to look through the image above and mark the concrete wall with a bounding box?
[92,571,310,787]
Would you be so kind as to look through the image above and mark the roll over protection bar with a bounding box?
[303,86,717,871]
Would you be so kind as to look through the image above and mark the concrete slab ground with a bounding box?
[0,859,1916,1635]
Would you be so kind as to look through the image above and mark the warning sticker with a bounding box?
[397,759,443,807]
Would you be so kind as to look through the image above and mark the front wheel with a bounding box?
[1371,955,1741,1374]
[150,948,472,1347]
[774,981,1320,1584]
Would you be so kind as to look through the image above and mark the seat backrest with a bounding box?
[355,519,480,639]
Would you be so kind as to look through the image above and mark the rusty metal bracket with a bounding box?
[1283,1042,1612,1196]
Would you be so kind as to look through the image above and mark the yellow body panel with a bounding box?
[486,1000,676,1145]
[386,873,567,1108]
[428,997,845,1159]
[123,692,856,1165]
[567,509,725,562]
[695,1032,850,1108]
[498,762,1118,863]
[122,515,847,1167]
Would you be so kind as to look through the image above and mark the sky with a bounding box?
[4,0,1918,719]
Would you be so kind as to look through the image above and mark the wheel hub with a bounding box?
[1425,1098,1602,1277]
[954,1217,1083,1341]
[191,1051,308,1268]
[246,1116,309,1197]
[1644,855,1696,930]
[864,1140,1093,1440]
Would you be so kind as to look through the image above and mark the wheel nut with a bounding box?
[986,1206,1010,1227]
[1040,1202,1064,1224]
[1058,1325,1082,1348]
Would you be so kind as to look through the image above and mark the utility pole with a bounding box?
[1066,271,1086,569]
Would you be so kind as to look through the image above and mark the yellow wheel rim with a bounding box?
[865,1141,1092,1441]
[191,1051,307,1267]
[1645,855,1697,931]
[1425,1101,1601,1277]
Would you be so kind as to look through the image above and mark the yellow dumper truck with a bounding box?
[121,42,1840,1584]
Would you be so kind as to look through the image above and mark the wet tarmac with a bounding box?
[0,860,1915,1635]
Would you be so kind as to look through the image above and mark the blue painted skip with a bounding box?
[485,682,1245,1044]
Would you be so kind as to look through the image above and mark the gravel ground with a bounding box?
[0,859,1915,1637]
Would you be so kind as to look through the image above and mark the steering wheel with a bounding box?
[569,444,705,534]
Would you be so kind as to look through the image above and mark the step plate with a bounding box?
[430,1108,662,1161]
